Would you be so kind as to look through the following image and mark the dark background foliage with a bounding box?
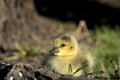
[34,0,120,29]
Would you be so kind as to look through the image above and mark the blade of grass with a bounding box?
[68,64,73,75]
[73,64,88,75]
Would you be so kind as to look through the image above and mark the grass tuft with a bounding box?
[91,26,120,78]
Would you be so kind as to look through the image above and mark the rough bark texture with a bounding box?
[0,0,62,51]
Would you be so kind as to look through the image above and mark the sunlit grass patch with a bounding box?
[91,26,120,78]
[3,41,47,61]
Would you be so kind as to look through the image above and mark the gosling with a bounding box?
[43,33,94,76]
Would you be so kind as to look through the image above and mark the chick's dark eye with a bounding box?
[60,43,66,48]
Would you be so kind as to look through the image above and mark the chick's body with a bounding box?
[43,34,94,76]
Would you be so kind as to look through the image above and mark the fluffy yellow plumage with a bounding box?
[43,33,94,76]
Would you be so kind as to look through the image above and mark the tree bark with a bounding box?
[0,0,62,50]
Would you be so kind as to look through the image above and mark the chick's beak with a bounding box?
[50,47,59,55]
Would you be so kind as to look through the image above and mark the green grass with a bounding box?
[3,41,47,61]
[91,26,120,78]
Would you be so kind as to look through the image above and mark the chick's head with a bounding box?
[50,34,79,57]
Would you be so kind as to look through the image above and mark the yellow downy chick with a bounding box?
[43,33,94,76]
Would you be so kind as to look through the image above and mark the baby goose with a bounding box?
[43,33,94,76]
